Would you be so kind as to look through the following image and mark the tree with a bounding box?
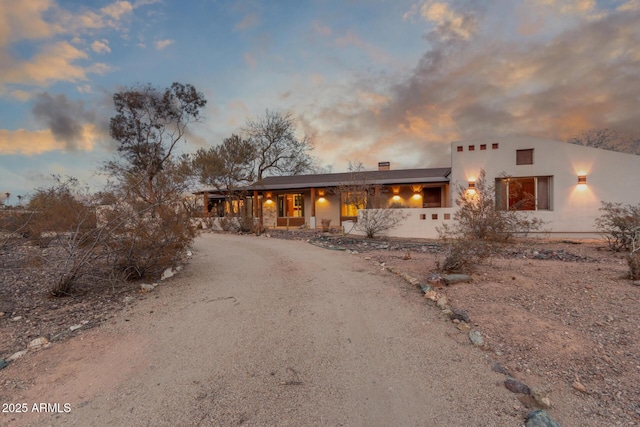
[107,82,207,205]
[191,134,256,195]
[338,161,408,238]
[568,128,640,155]
[244,110,314,180]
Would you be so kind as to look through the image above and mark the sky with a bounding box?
[1,0,639,203]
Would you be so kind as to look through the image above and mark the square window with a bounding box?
[468,145,475,151]
[457,146,463,152]
[492,143,499,149]
[420,214,426,220]
[516,149,534,165]
[444,213,451,220]
[432,214,438,220]
[480,144,487,150]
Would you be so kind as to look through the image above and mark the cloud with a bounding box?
[618,0,640,11]
[154,39,174,50]
[243,52,257,68]
[91,39,111,53]
[0,125,99,155]
[31,92,100,148]
[301,2,640,170]
[312,21,332,37]
[0,0,156,93]
[101,1,134,20]
[334,31,392,64]
[0,41,89,87]
[234,13,259,31]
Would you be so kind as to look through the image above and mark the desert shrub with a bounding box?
[236,212,256,233]
[26,176,97,247]
[321,218,331,232]
[438,170,544,273]
[105,203,195,280]
[438,239,494,273]
[356,208,409,238]
[629,252,640,280]
[595,201,640,252]
[440,170,544,243]
[219,215,237,232]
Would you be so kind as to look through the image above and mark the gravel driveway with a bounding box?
[5,233,520,426]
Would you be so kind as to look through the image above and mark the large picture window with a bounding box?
[277,193,304,217]
[341,191,366,216]
[496,176,552,211]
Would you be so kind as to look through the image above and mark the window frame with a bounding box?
[495,176,552,211]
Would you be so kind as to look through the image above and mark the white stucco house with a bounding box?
[448,136,640,238]
[196,136,640,239]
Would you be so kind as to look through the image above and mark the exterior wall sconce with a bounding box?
[578,175,587,185]
[265,192,273,203]
[468,181,476,190]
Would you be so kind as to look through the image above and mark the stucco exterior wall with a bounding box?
[350,208,456,239]
[313,194,341,229]
[450,137,640,236]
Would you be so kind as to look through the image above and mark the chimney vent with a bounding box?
[378,161,390,171]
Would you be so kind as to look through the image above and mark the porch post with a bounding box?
[310,187,316,229]
[202,192,208,216]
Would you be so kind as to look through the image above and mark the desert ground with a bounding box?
[1,230,639,426]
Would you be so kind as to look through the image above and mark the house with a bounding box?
[450,136,640,238]
[195,136,640,239]
[195,164,453,234]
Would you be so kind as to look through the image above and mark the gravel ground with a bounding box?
[2,232,524,427]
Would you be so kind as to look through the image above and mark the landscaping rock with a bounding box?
[7,349,28,362]
[419,284,433,294]
[140,283,155,293]
[436,296,449,309]
[525,409,561,427]
[491,360,509,375]
[504,377,531,394]
[424,290,438,301]
[442,274,473,285]
[450,308,470,323]
[70,324,83,332]
[161,268,175,280]
[0,359,8,370]
[456,322,471,331]
[632,280,640,286]
[28,336,49,349]
[426,273,444,288]
[531,386,552,408]
[469,330,485,346]
[572,380,587,393]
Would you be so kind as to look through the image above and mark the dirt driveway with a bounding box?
[2,233,528,426]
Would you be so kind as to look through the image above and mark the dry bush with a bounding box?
[629,253,640,280]
[438,170,544,273]
[26,176,97,248]
[16,177,114,296]
[595,201,640,252]
[104,203,195,280]
[218,215,236,232]
[236,212,256,233]
[357,208,409,238]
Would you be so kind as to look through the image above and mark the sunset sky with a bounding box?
[1,0,639,202]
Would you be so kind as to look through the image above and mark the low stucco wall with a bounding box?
[349,208,456,239]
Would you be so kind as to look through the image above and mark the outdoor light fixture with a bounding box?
[265,192,273,203]
[578,175,587,185]
[468,181,476,190]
